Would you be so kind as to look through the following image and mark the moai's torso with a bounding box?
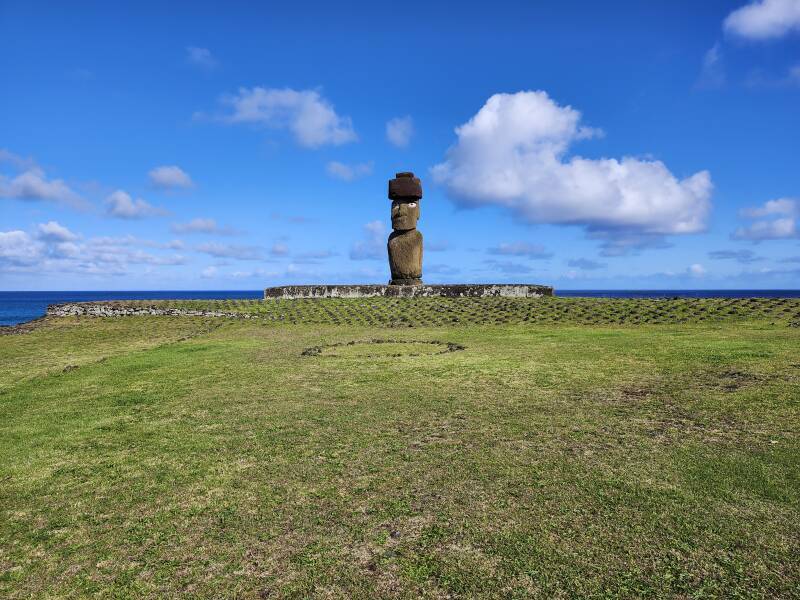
[388,229,423,284]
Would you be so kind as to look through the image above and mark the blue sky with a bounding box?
[1,0,799,290]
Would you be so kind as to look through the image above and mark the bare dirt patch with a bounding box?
[705,369,765,393]
[301,339,466,358]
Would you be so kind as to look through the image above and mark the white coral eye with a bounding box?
[408,202,417,208]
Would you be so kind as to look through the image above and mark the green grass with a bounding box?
[54,296,800,328]
[1,299,799,598]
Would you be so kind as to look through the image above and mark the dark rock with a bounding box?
[388,172,422,200]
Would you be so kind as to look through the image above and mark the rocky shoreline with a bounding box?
[0,316,49,336]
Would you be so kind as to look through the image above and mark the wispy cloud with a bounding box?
[696,43,725,89]
[196,242,262,260]
[589,231,673,257]
[482,259,534,274]
[171,218,238,235]
[567,258,606,270]
[270,212,317,224]
[350,220,386,260]
[427,241,451,252]
[688,263,707,278]
[740,198,796,218]
[386,116,414,148]
[270,243,289,257]
[294,249,337,264]
[186,46,218,69]
[326,160,373,181]
[733,218,797,241]
[708,249,764,263]
[733,198,798,241]
[487,242,553,259]
[0,148,36,170]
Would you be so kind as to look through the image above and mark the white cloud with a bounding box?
[79,237,186,267]
[186,46,218,69]
[724,0,800,40]
[105,190,167,219]
[149,165,193,189]
[386,116,414,148]
[0,231,44,267]
[734,198,799,240]
[221,87,357,148]
[487,242,552,259]
[325,161,373,182]
[431,91,712,253]
[350,220,386,260]
[196,242,262,260]
[36,221,78,242]
[1,227,186,276]
[201,266,218,279]
[171,218,236,235]
[0,167,85,208]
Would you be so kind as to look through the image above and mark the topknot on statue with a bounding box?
[388,172,423,200]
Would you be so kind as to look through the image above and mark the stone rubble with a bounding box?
[264,284,554,299]
[47,303,258,320]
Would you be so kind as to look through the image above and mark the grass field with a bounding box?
[1,298,799,598]
[53,295,800,327]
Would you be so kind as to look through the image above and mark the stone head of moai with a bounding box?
[387,172,423,286]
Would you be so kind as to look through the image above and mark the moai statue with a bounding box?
[387,172,423,285]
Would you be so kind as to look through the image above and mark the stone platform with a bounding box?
[264,284,553,300]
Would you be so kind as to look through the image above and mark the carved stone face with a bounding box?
[391,199,419,231]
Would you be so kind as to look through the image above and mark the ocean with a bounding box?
[1,289,800,327]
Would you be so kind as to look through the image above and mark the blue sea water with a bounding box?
[1,289,799,327]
